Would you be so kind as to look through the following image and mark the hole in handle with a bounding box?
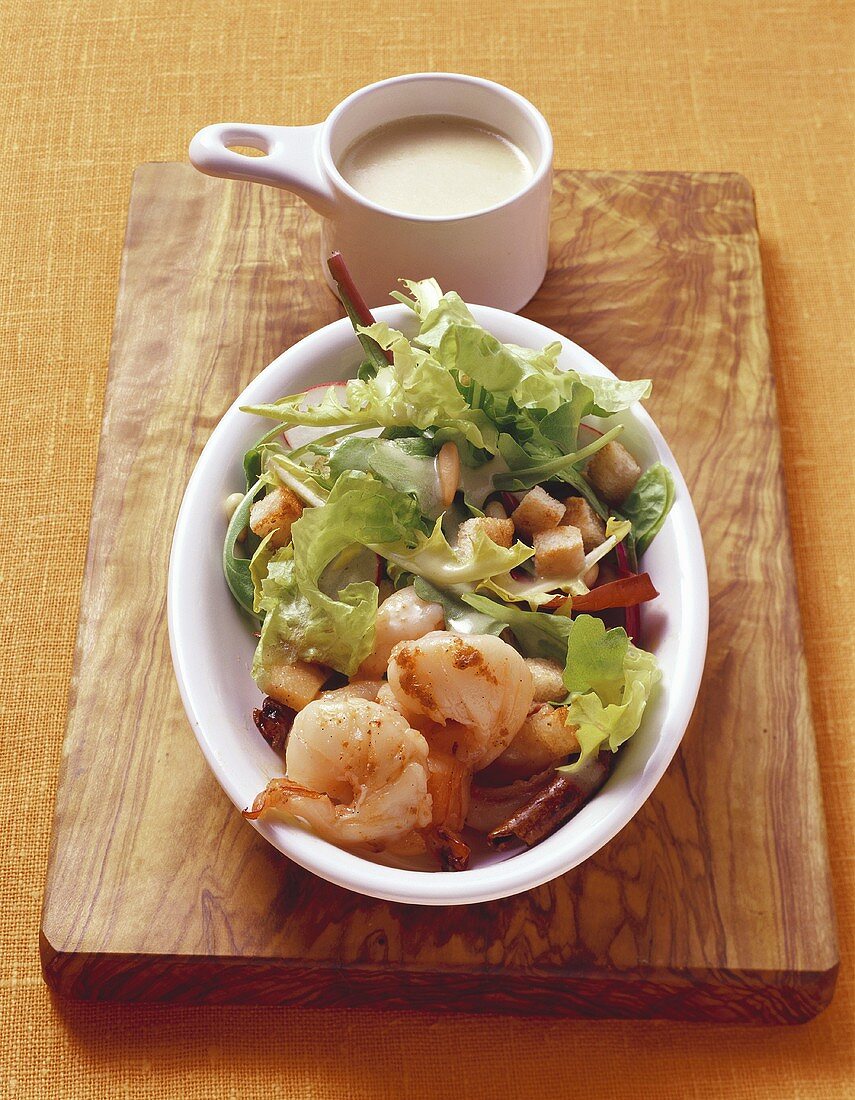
[226,145,267,158]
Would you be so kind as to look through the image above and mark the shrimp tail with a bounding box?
[422,825,471,872]
[242,777,325,820]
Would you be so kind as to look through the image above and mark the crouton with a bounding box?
[561,496,607,551]
[256,659,329,710]
[249,486,303,549]
[456,516,515,556]
[511,485,565,539]
[533,525,585,578]
[585,441,641,505]
[487,705,580,781]
[526,657,566,703]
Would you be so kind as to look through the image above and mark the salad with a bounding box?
[223,255,674,871]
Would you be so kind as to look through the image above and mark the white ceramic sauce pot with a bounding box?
[188,73,553,311]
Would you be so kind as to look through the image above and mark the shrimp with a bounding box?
[244,697,432,850]
[386,632,534,768]
[385,632,533,859]
[376,679,472,840]
[356,586,445,679]
[320,680,385,703]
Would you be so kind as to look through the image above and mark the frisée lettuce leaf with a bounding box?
[243,323,496,453]
[380,515,533,590]
[395,277,652,425]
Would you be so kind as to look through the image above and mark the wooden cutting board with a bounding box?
[40,164,838,1021]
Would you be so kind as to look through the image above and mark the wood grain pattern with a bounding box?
[40,164,838,1021]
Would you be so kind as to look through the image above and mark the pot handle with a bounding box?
[188,123,335,216]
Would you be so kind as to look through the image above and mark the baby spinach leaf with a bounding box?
[223,477,266,615]
[620,463,675,556]
[413,578,505,636]
[461,594,573,664]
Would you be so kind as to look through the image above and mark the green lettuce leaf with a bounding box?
[559,615,661,771]
[248,532,275,615]
[563,614,629,698]
[561,644,660,770]
[326,435,444,518]
[477,571,588,608]
[492,424,624,491]
[391,279,478,348]
[538,385,597,452]
[222,476,268,615]
[577,373,653,415]
[461,594,573,663]
[620,462,675,556]
[252,554,379,682]
[252,473,421,677]
[266,452,330,508]
[435,325,526,395]
[396,279,651,429]
[244,326,496,453]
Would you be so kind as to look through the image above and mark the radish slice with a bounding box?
[577,421,604,448]
[282,382,382,450]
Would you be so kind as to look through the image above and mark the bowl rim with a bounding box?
[168,303,709,905]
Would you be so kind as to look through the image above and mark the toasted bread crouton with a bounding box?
[585,441,641,505]
[256,659,329,710]
[249,486,303,549]
[488,705,580,781]
[533,525,585,578]
[456,516,515,556]
[561,496,606,551]
[526,657,566,703]
[511,485,565,539]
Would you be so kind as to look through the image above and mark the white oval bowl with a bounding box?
[168,304,708,906]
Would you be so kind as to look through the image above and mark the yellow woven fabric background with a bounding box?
[1,0,853,1096]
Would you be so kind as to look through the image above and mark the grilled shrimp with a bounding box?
[376,681,472,832]
[385,632,534,860]
[356,586,445,679]
[386,632,534,768]
[320,680,385,703]
[244,697,432,850]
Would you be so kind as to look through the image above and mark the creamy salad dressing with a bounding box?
[338,115,534,217]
